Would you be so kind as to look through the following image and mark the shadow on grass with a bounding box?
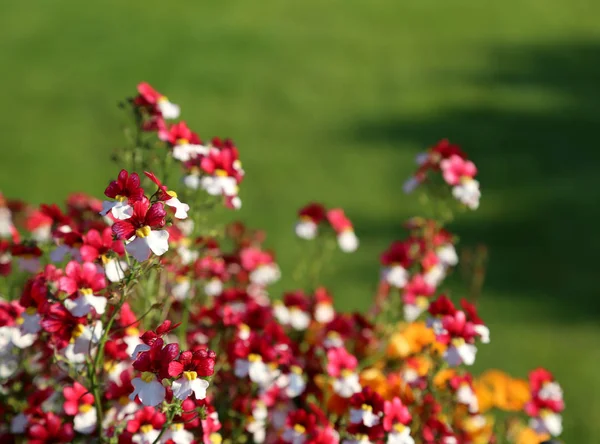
[349,42,600,322]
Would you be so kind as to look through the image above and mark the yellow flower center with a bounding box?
[215,169,228,177]
[115,195,127,202]
[101,254,110,265]
[393,423,406,433]
[15,317,24,325]
[340,369,353,378]
[125,326,139,336]
[118,396,129,406]
[104,361,117,373]
[72,324,86,339]
[452,337,466,347]
[26,307,37,316]
[135,226,151,238]
[293,424,306,434]
[79,404,92,414]
[141,372,155,383]
[248,353,262,363]
[158,96,169,103]
[140,424,154,434]
[166,190,178,198]
[171,423,184,431]
[361,403,372,412]
[209,433,222,444]
[416,296,429,309]
[291,366,302,375]
[175,275,189,284]
[183,371,197,381]
[176,138,189,145]
[540,409,552,419]
[80,288,93,296]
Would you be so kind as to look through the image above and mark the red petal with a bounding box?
[112,221,135,240]
[145,203,166,228]
[167,361,184,378]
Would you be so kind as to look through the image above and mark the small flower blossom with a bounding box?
[112,198,169,262]
[170,348,216,400]
[295,203,326,240]
[327,347,361,398]
[327,208,359,252]
[100,169,145,220]
[145,171,190,219]
[59,261,107,317]
[136,82,181,120]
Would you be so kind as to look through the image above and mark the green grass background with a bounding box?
[1,0,599,440]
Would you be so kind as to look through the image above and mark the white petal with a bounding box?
[74,408,97,434]
[204,279,223,297]
[158,100,180,120]
[11,329,36,348]
[273,305,290,325]
[105,259,128,282]
[295,221,318,240]
[18,258,41,273]
[10,412,28,433]
[21,312,41,334]
[338,231,359,253]
[64,293,107,317]
[131,343,151,360]
[383,265,408,288]
[146,230,169,257]
[165,197,190,219]
[126,237,152,262]
[315,303,334,324]
[130,378,166,407]
[0,356,18,378]
[172,279,191,301]
[403,303,425,322]
[289,309,311,331]
[171,377,192,400]
[474,324,490,344]
[190,378,209,400]
[543,413,563,436]
[111,201,134,220]
[437,244,458,266]
[458,343,477,366]
[183,175,200,190]
[100,201,117,216]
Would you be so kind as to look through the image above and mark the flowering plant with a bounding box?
[0,83,564,444]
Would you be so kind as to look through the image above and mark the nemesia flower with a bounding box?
[449,373,479,413]
[380,241,412,288]
[327,347,361,398]
[126,406,166,444]
[136,82,181,120]
[164,121,207,162]
[112,198,169,262]
[80,227,128,282]
[100,169,145,220]
[313,287,335,324]
[273,291,311,331]
[327,208,359,252]
[26,412,75,443]
[58,261,107,317]
[240,246,281,286]
[383,397,414,444]
[63,382,97,434]
[525,368,564,437]
[440,155,477,186]
[402,274,435,321]
[349,387,384,427]
[295,203,326,240]
[144,171,190,219]
[12,243,43,273]
[170,348,216,400]
[281,410,317,444]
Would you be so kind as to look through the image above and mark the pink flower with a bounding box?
[440,155,477,186]
[383,397,412,431]
[326,347,358,377]
[326,208,353,233]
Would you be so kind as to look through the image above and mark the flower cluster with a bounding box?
[404,139,481,210]
[0,83,564,444]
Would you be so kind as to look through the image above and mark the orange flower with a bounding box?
[386,321,435,359]
[474,370,531,412]
[433,368,456,390]
[360,368,388,398]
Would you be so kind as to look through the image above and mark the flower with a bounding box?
[26,412,75,443]
[295,203,326,239]
[136,82,181,120]
[164,121,207,161]
[171,348,216,400]
[80,227,128,282]
[145,171,190,219]
[524,368,564,437]
[63,382,97,434]
[59,261,107,317]
[383,397,414,444]
[100,169,145,220]
[440,155,477,186]
[327,347,362,398]
[112,198,169,262]
[327,208,359,252]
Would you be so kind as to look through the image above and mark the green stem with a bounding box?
[179,297,191,349]
[151,401,181,444]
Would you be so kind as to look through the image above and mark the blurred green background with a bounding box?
[1,0,598,440]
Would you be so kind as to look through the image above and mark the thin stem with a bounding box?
[151,400,181,444]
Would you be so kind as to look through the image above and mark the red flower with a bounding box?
[428,294,456,317]
[132,338,182,380]
[125,406,166,434]
[111,199,166,241]
[165,121,202,146]
[40,303,86,349]
[298,202,326,224]
[63,382,94,416]
[383,397,412,431]
[58,261,106,296]
[26,412,74,444]
[380,241,413,267]
[80,227,124,262]
[103,170,145,203]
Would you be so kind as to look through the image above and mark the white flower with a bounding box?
[474,324,490,344]
[349,406,380,427]
[200,175,238,197]
[100,199,133,220]
[277,367,306,398]
[423,264,446,287]
[333,372,361,398]
[71,321,103,355]
[315,302,334,324]
[163,193,190,219]
[338,230,359,253]
[172,371,209,400]
[443,340,477,366]
[539,382,563,401]
[132,426,161,444]
[387,424,415,444]
[165,423,194,444]
[452,179,481,210]
[289,308,311,331]
[234,356,278,388]
[323,332,344,349]
[177,245,198,265]
[437,244,458,267]
[455,383,479,413]
[130,373,166,407]
[104,258,128,283]
[247,418,266,443]
[295,220,318,240]
[403,302,426,322]
[183,174,201,190]
[32,225,52,243]
[249,263,281,286]
[74,405,97,434]
[172,277,191,301]
[10,328,36,349]
[0,207,13,237]
[64,290,107,317]
[10,412,28,433]
[157,98,180,120]
[125,228,169,262]
[204,278,223,297]
[382,265,408,288]
[530,411,563,437]
[172,144,208,162]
